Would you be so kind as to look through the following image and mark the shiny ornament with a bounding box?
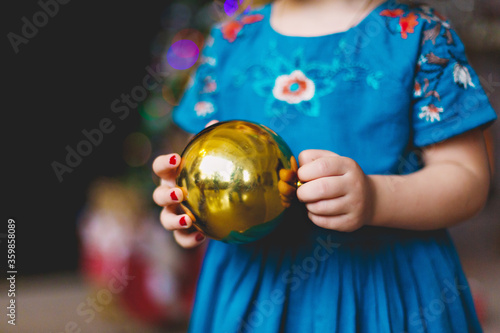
[176,120,299,244]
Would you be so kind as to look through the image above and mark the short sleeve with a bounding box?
[411,13,497,147]
[172,28,221,134]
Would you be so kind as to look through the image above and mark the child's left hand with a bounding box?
[296,150,374,232]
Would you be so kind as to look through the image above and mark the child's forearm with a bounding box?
[368,161,490,230]
[367,128,491,230]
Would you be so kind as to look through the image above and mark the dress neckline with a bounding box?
[265,0,391,39]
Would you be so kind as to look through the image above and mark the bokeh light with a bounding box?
[139,94,172,120]
[166,39,200,70]
[224,0,251,17]
[162,84,180,106]
[123,132,152,167]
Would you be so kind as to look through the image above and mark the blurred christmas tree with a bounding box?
[77,0,262,329]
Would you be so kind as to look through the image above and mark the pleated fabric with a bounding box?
[188,205,482,333]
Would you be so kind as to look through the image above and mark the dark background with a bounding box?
[4,1,170,275]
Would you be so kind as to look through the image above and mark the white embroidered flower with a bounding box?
[453,63,475,89]
[419,104,443,122]
[202,76,217,93]
[205,35,214,47]
[194,101,215,117]
[201,56,216,66]
[418,54,428,66]
[272,70,315,104]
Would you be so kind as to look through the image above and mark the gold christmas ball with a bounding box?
[176,120,299,244]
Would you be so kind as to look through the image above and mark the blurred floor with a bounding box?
[0,273,188,333]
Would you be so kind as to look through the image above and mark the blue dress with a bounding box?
[173,1,497,332]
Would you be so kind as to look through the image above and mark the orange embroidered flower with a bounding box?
[221,21,243,43]
[241,14,264,24]
[380,9,405,18]
[273,70,315,104]
[399,13,419,39]
[222,14,264,43]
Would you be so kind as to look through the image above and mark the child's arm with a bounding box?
[297,129,491,231]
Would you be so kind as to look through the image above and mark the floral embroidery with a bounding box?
[399,13,419,39]
[194,101,215,117]
[379,9,404,18]
[202,76,217,93]
[413,5,454,45]
[273,70,315,104]
[205,35,215,47]
[232,43,382,118]
[200,56,216,66]
[241,15,263,24]
[221,14,264,43]
[414,81,422,97]
[419,104,443,122]
[453,63,475,89]
[425,52,449,66]
[380,8,418,39]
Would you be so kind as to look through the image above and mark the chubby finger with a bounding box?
[153,185,184,206]
[173,229,206,248]
[307,212,359,232]
[298,149,338,166]
[305,197,349,216]
[160,207,193,230]
[152,154,180,185]
[298,156,348,182]
[296,177,346,202]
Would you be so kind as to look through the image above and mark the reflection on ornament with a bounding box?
[176,120,299,244]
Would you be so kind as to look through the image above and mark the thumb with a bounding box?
[298,149,338,166]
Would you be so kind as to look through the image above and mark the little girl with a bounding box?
[153,0,497,331]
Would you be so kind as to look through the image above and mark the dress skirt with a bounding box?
[188,204,482,333]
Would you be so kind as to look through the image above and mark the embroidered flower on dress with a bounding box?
[453,63,475,89]
[241,15,264,24]
[221,14,264,43]
[194,101,215,117]
[399,13,419,39]
[414,81,423,97]
[205,35,215,47]
[202,76,217,93]
[380,8,418,39]
[222,21,243,43]
[380,9,405,18]
[200,56,216,66]
[273,70,315,104]
[233,43,382,118]
[419,104,443,122]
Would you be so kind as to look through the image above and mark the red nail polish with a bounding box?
[195,233,205,242]
[179,216,187,226]
[169,155,177,165]
[170,191,179,201]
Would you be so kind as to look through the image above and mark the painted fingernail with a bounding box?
[169,155,177,165]
[179,216,187,227]
[170,190,179,201]
[195,233,205,242]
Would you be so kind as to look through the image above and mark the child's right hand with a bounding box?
[152,153,206,248]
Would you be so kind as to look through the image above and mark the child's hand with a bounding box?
[296,150,374,232]
[152,153,206,248]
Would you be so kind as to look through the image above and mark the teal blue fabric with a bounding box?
[172,1,496,332]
